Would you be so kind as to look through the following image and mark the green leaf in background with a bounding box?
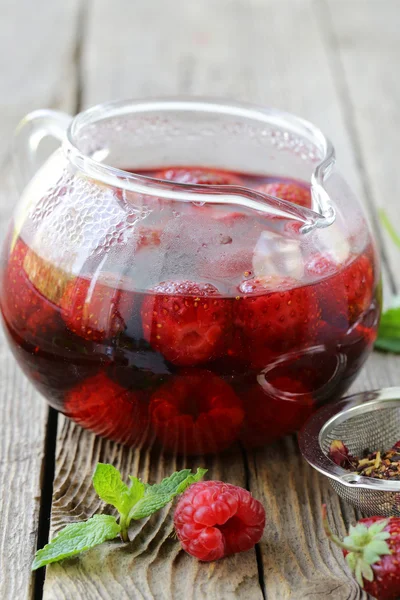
[129,468,207,521]
[375,210,400,353]
[379,209,400,250]
[32,515,121,570]
[375,299,400,354]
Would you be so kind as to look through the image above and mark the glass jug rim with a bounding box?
[63,96,336,229]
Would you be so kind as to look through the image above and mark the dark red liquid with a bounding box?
[0,169,381,454]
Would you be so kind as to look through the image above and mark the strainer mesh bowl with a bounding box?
[300,389,400,516]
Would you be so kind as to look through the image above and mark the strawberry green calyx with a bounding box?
[322,505,391,586]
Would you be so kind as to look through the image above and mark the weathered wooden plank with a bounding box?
[43,0,399,599]
[325,0,400,290]
[0,0,80,168]
[44,424,262,600]
[0,1,80,598]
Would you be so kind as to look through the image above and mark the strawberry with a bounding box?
[149,370,244,454]
[343,254,375,322]
[154,167,244,186]
[239,377,314,447]
[306,254,348,330]
[307,253,374,327]
[257,181,311,208]
[2,239,63,340]
[64,372,149,446]
[60,273,135,342]
[141,281,232,366]
[234,276,321,369]
[323,505,400,600]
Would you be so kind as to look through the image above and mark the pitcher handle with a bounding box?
[12,109,73,193]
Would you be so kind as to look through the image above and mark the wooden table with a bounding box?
[1,1,399,598]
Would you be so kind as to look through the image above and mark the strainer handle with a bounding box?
[12,109,72,194]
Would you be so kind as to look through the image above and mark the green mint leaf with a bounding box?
[129,468,207,521]
[32,515,120,570]
[93,464,130,514]
[92,464,146,529]
[128,476,146,505]
[375,300,400,354]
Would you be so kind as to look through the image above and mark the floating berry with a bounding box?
[149,370,244,454]
[60,274,135,342]
[343,254,375,323]
[307,253,374,327]
[2,239,63,340]
[174,480,265,561]
[257,181,311,208]
[64,372,148,446]
[239,377,314,447]
[155,167,244,186]
[141,281,232,366]
[234,276,321,369]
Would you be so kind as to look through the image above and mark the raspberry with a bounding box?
[174,481,265,561]
[149,370,244,454]
[64,373,149,446]
[239,377,314,448]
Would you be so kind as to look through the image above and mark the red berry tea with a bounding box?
[0,168,380,453]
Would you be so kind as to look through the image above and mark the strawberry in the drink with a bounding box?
[0,166,380,454]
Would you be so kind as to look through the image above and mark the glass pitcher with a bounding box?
[0,98,381,454]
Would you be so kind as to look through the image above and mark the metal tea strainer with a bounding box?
[299,387,400,516]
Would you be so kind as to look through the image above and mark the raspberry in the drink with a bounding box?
[0,100,381,454]
[0,167,380,454]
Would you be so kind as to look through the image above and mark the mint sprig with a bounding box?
[32,464,206,569]
[129,468,207,521]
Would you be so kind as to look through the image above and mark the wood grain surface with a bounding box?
[0,0,399,599]
[326,0,400,290]
[0,1,81,598]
